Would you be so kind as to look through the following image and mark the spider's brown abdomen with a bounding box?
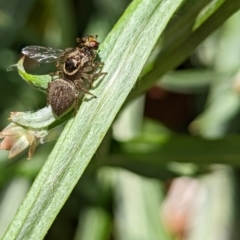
[47,79,77,116]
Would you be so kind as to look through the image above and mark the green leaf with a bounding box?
[2,0,185,239]
[107,135,240,178]
[8,56,51,92]
[129,0,240,100]
[74,207,111,240]
[113,170,171,240]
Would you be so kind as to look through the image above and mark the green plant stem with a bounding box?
[106,135,240,178]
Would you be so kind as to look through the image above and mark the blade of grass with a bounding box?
[129,0,240,100]
[190,11,240,137]
[2,0,185,239]
[114,170,171,240]
[157,70,214,93]
[106,135,240,178]
[73,207,111,240]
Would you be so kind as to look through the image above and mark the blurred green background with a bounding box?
[1,0,240,239]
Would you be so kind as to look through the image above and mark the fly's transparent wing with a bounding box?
[22,46,64,63]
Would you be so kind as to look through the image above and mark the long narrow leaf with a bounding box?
[129,0,240,99]
[2,0,184,239]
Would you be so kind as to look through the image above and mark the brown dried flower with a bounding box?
[0,122,48,159]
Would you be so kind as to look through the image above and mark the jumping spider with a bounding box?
[22,35,106,116]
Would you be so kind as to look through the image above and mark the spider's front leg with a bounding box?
[81,71,107,85]
[49,70,64,79]
[81,61,105,73]
[60,48,75,61]
[73,78,97,98]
